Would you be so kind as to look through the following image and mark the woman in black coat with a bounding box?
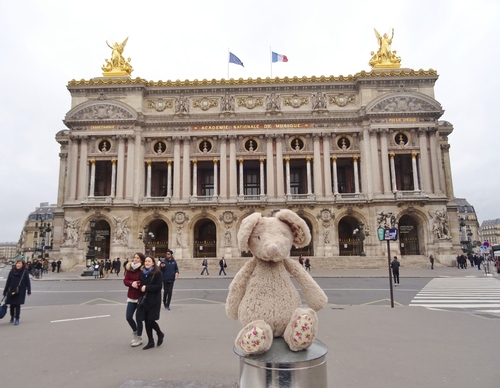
[3,259,31,325]
[137,256,164,350]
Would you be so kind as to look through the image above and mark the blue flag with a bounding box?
[229,52,244,67]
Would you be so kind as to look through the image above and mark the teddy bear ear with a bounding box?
[237,212,262,252]
[275,209,311,248]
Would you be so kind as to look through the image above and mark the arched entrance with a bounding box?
[398,215,421,255]
[94,219,110,261]
[291,218,314,257]
[338,216,363,256]
[193,219,217,258]
[146,219,169,258]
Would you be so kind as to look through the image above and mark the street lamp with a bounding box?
[37,223,51,260]
[85,219,97,269]
[138,227,154,254]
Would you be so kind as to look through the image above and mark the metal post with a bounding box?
[387,239,394,308]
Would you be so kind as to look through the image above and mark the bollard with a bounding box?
[234,338,328,388]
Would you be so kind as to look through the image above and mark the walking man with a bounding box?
[429,254,434,270]
[391,256,400,286]
[201,258,209,275]
[159,250,179,310]
[219,257,227,276]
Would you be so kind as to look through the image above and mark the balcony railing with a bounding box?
[143,197,171,204]
[190,195,219,203]
[394,191,429,199]
[237,195,267,203]
[286,193,316,202]
[83,196,113,204]
[335,193,366,201]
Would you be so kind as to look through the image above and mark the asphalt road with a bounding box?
[1,275,429,308]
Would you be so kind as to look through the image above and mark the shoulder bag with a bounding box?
[10,270,26,296]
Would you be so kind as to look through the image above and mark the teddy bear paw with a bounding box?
[286,313,317,351]
[236,321,272,355]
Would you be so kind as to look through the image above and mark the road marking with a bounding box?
[410,277,500,315]
[80,298,123,305]
[51,315,110,323]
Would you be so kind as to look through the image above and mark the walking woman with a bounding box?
[123,252,145,347]
[138,256,164,350]
[3,259,31,325]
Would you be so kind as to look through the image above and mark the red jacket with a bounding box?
[123,263,143,300]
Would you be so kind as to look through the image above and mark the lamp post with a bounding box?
[138,227,154,255]
[82,219,97,276]
[37,223,51,260]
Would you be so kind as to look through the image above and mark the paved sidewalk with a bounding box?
[34,263,499,281]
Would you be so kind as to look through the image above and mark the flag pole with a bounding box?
[270,46,272,78]
[227,48,230,79]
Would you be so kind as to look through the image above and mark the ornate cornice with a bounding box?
[67,69,438,87]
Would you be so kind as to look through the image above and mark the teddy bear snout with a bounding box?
[266,243,279,258]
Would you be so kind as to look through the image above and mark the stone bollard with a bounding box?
[234,338,328,388]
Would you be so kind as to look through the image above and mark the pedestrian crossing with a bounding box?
[410,277,500,315]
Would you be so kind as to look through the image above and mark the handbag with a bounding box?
[137,294,147,306]
[0,297,7,319]
[9,270,26,297]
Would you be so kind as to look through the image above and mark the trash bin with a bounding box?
[234,337,328,388]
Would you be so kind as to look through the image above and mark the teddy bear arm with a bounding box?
[284,259,328,311]
[226,258,257,320]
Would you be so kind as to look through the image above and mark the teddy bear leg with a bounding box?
[235,320,273,355]
[283,308,318,352]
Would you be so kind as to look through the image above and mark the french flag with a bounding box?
[272,51,288,63]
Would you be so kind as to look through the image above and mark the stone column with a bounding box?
[332,157,339,195]
[133,134,143,203]
[366,129,380,195]
[285,157,291,195]
[379,129,391,194]
[266,135,275,198]
[57,153,68,207]
[353,156,360,194]
[306,157,312,195]
[239,158,244,196]
[213,159,218,197]
[323,135,332,197]
[219,136,227,199]
[146,161,152,198]
[173,137,181,200]
[67,137,79,201]
[429,128,442,194]
[125,135,135,200]
[111,160,116,198]
[313,135,322,197]
[192,160,197,197]
[411,153,420,191]
[390,153,397,193]
[359,127,372,199]
[441,144,455,198]
[229,135,237,199]
[167,160,172,197]
[77,137,88,200]
[182,137,190,201]
[276,135,285,197]
[259,158,265,196]
[89,160,96,197]
[116,136,125,199]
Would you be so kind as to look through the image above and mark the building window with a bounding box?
[201,169,214,196]
[244,169,259,195]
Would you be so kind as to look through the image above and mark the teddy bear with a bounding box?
[226,209,328,355]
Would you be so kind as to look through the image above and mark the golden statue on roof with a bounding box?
[102,37,134,77]
[369,28,401,69]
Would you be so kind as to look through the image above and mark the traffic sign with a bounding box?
[385,229,398,241]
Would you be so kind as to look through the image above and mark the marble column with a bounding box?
[111,160,116,198]
[390,153,397,193]
[116,136,125,199]
[167,160,172,197]
[213,159,218,197]
[125,135,135,200]
[89,160,96,197]
[146,161,152,198]
[182,138,190,200]
[285,157,291,195]
[229,136,237,198]
[323,135,332,197]
[313,135,322,196]
[379,129,391,194]
[77,138,88,200]
[276,135,285,197]
[219,136,227,199]
[259,158,265,196]
[306,157,312,195]
[411,153,420,191]
[173,137,181,200]
[192,160,198,197]
[238,159,244,196]
[429,128,442,194]
[353,156,360,194]
[266,135,275,198]
[332,157,339,195]
[369,129,381,194]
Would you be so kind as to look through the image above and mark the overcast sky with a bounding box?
[0,0,498,242]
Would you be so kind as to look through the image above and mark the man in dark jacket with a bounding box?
[391,256,400,286]
[159,250,179,310]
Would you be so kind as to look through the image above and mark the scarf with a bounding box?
[142,267,154,275]
[131,262,141,270]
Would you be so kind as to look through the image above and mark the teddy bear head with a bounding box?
[237,209,311,262]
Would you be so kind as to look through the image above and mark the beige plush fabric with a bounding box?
[226,209,328,355]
